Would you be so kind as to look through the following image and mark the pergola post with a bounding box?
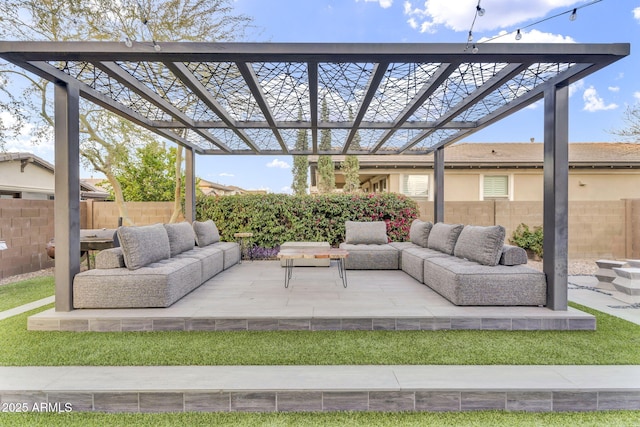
[543,84,569,311]
[433,146,445,223]
[185,147,196,223]
[54,83,81,312]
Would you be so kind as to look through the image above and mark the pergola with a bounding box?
[0,41,629,312]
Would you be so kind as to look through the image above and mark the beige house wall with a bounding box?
[0,161,55,199]
[86,201,182,229]
[362,168,640,202]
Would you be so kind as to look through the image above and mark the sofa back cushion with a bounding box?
[344,221,388,245]
[427,222,464,255]
[409,219,433,247]
[193,220,220,247]
[164,222,196,257]
[117,223,170,270]
[454,225,506,266]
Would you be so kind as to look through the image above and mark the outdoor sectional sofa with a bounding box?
[339,220,547,306]
[73,220,240,309]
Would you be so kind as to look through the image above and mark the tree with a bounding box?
[611,103,640,141]
[0,0,252,223]
[291,109,309,195]
[341,107,361,193]
[317,98,335,193]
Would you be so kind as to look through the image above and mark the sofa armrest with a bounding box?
[95,247,125,269]
[499,245,528,266]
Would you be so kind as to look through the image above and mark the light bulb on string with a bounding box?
[569,8,577,21]
[515,30,522,41]
[476,5,485,17]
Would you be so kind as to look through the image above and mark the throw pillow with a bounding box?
[344,221,388,245]
[164,222,196,257]
[192,220,220,247]
[454,225,506,266]
[499,244,528,266]
[427,222,464,255]
[409,219,433,248]
[117,223,171,270]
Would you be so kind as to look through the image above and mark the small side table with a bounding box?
[234,232,254,263]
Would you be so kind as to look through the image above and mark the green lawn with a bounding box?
[0,276,54,312]
[1,410,640,427]
[1,301,639,366]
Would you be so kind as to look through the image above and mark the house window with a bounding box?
[401,175,428,198]
[483,175,509,199]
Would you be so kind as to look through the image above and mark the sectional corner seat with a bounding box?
[73,220,240,309]
[339,220,547,306]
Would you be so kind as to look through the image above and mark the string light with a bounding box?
[124,37,133,48]
[515,29,522,41]
[464,0,485,52]
[478,0,603,45]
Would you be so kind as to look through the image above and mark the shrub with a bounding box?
[196,193,419,251]
[510,223,543,258]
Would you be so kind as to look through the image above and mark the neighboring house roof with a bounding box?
[198,179,247,195]
[0,152,110,199]
[308,142,640,169]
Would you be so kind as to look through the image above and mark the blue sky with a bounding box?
[200,0,640,193]
[6,0,640,194]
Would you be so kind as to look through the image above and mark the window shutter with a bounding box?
[483,175,508,198]
[402,175,428,197]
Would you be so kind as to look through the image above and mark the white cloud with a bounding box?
[479,29,575,44]
[634,92,640,102]
[583,86,618,112]
[266,158,290,169]
[359,0,393,8]
[569,79,584,98]
[403,0,584,33]
[634,7,640,22]
[219,172,234,177]
[279,186,293,194]
[608,86,620,93]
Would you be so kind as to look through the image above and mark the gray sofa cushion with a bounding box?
[454,225,505,266]
[73,256,202,308]
[193,220,220,247]
[339,243,399,270]
[409,219,433,248]
[164,222,196,257]
[401,246,448,283]
[423,256,546,306]
[427,223,464,255]
[499,244,528,266]
[95,247,125,269]
[344,221,388,245]
[117,224,170,270]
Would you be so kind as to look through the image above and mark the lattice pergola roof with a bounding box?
[0,42,629,155]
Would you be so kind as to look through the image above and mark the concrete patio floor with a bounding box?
[28,260,595,332]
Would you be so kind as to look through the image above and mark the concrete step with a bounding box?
[1,365,639,413]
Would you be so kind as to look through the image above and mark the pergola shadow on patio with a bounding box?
[0,41,629,316]
[28,261,595,332]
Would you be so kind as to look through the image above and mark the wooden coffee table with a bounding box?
[277,247,349,288]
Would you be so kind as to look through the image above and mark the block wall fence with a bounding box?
[1,198,638,280]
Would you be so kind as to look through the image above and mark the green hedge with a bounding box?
[196,193,419,248]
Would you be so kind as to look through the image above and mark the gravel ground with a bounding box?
[0,258,599,287]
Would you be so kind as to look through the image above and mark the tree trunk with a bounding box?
[104,170,133,226]
[169,145,183,223]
